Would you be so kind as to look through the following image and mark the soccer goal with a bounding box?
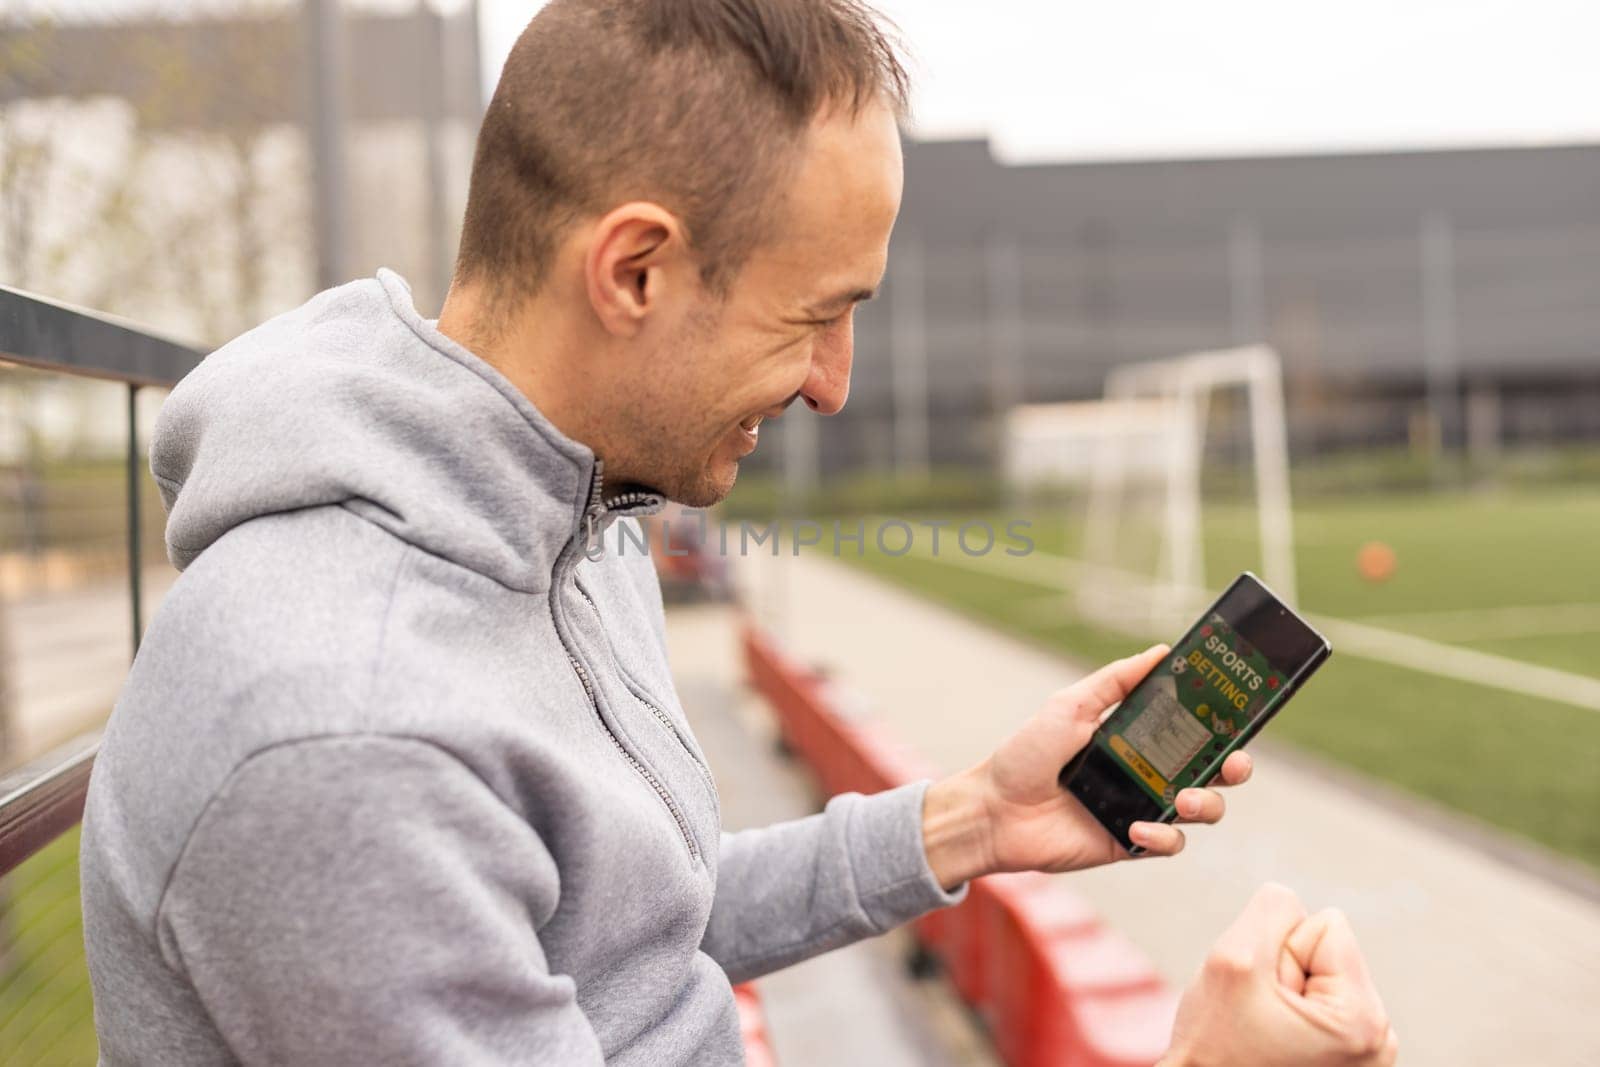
[1010,345,1298,639]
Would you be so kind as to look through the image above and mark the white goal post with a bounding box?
[1044,345,1298,637]
[1004,347,1292,639]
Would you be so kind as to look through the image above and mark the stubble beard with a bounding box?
[601,421,736,508]
[604,304,738,508]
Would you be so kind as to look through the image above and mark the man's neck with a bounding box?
[437,280,611,463]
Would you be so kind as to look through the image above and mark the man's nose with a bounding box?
[799,317,854,416]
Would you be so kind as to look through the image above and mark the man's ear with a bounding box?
[584,202,687,338]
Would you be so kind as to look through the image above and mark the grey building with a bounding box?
[763,137,1600,477]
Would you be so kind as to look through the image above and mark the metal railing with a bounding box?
[0,284,203,877]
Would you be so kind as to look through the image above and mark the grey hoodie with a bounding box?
[80,270,962,1066]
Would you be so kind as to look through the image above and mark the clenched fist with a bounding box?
[1161,883,1398,1067]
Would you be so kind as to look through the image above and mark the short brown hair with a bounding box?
[454,0,908,313]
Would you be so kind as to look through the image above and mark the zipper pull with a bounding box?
[583,459,607,560]
[583,503,606,560]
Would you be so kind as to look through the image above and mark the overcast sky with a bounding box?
[479,0,1600,163]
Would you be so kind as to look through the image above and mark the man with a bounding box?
[81,1,1396,1064]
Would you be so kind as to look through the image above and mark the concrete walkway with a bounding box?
[735,552,1600,1067]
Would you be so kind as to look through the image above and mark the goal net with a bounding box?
[1004,345,1298,639]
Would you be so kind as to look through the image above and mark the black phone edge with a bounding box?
[1061,747,1163,851]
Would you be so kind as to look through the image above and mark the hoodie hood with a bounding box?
[152,270,619,592]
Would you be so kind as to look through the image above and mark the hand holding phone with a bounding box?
[1059,572,1331,854]
[921,645,1252,887]
[922,573,1320,886]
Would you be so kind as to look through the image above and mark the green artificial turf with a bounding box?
[0,828,98,1065]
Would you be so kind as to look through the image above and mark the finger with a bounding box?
[1058,644,1169,725]
[1286,909,1393,1050]
[1128,820,1185,856]
[1174,787,1226,824]
[1209,749,1253,787]
[1286,909,1393,1017]
[1277,942,1307,994]
[1210,882,1307,975]
[1284,907,1375,990]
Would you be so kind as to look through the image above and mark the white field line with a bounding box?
[892,543,1600,714]
[1307,615,1600,713]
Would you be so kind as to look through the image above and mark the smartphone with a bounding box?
[1059,572,1331,853]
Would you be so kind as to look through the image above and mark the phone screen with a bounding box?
[1094,611,1291,806]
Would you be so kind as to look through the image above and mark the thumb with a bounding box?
[1055,644,1169,727]
[1284,908,1378,1000]
[1282,908,1394,1060]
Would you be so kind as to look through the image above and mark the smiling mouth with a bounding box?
[734,413,766,457]
[736,395,801,454]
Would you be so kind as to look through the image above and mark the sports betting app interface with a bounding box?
[1095,614,1289,806]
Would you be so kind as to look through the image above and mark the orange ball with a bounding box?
[1357,541,1397,583]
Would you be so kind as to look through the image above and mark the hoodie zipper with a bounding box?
[583,477,658,560]
[575,464,713,790]
[560,642,699,862]
[559,461,698,860]
[633,691,719,796]
[573,579,718,795]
